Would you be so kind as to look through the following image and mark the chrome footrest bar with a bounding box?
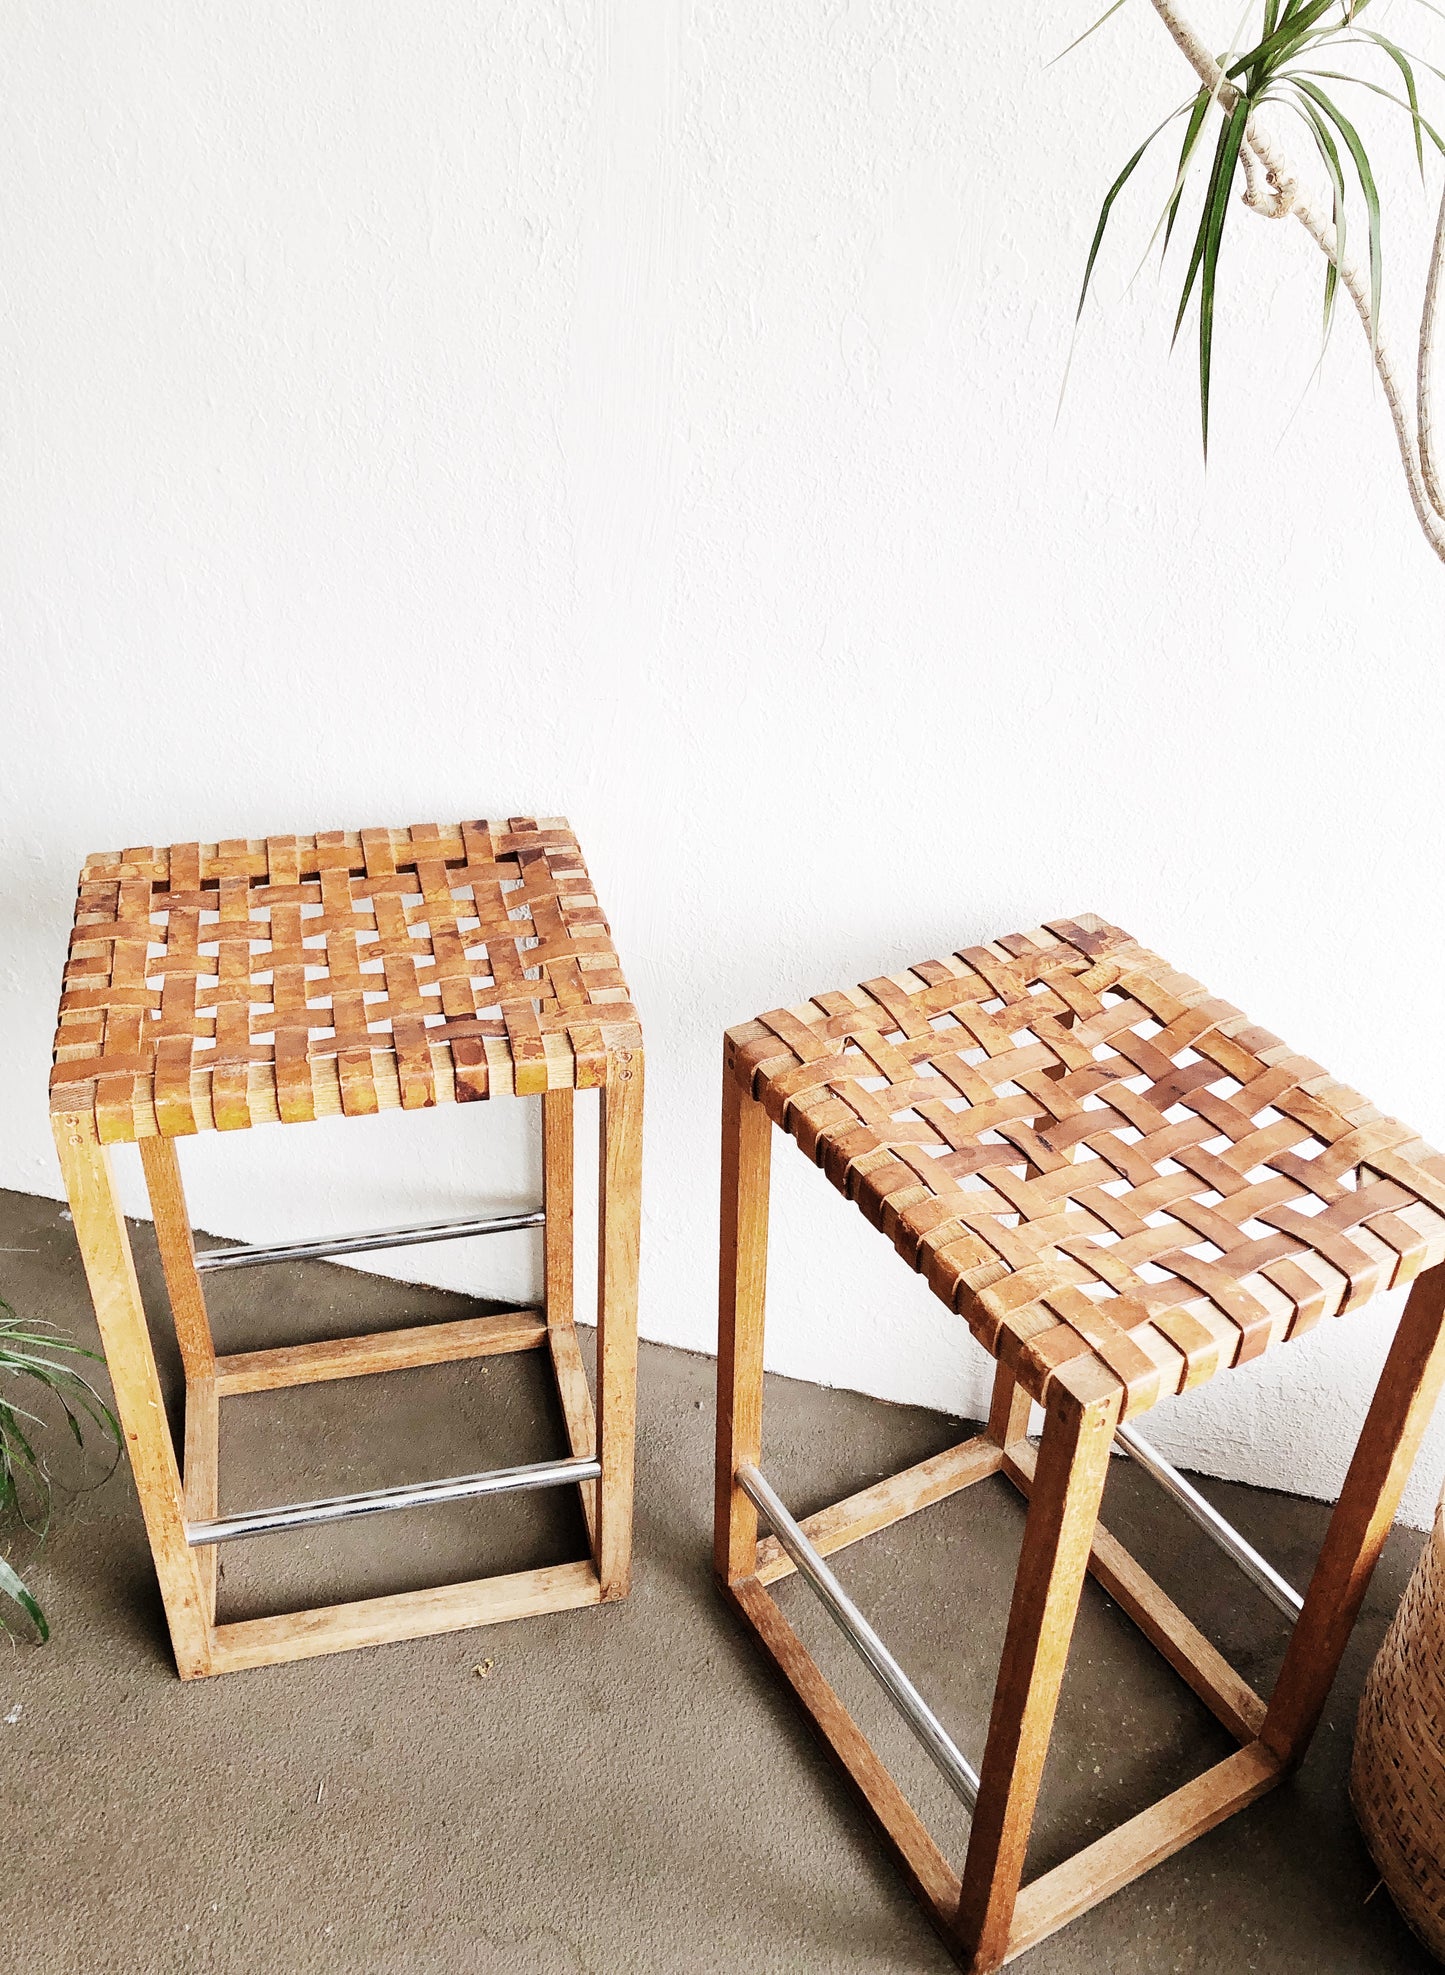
[737,1463,981,1811]
[1115,1424,1303,1620]
[194,1207,546,1273]
[186,1453,600,1546]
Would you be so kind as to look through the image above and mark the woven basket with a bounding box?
[1352,1493,1445,1960]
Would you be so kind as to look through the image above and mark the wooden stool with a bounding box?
[714,916,1445,1970]
[51,816,642,1679]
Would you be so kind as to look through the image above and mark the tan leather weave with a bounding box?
[51,817,640,1143]
[727,915,1445,1418]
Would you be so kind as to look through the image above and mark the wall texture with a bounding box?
[6,2,1445,1521]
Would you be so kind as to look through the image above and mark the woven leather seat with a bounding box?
[51,816,641,1142]
[726,914,1445,1420]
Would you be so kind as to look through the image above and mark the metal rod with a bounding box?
[1115,1423,1303,1620]
[194,1208,546,1273]
[736,1464,980,1811]
[186,1453,600,1546]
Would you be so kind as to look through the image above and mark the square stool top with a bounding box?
[727,915,1445,1419]
[51,817,640,1143]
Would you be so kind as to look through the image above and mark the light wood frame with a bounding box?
[714,1057,1445,1971]
[51,1060,643,1680]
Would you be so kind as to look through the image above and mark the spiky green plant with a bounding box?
[1071,0,1445,559]
[1,1300,119,1639]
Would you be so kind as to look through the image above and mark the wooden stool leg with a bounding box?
[542,1089,575,1331]
[714,1054,772,1587]
[986,1363,1032,1451]
[138,1138,220,1622]
[954,1376,1122,1972]
[137,1138,216,1383]
[595,1053,643,1600]
[1263,1261,1445,1768]
[543,1089,599,1555]
[52,1119,213,1678]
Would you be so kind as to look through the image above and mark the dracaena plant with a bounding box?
[1074,0,1445,563]
[1,1300,119,1639]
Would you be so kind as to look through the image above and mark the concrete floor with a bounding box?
[0,1183,1435,1973]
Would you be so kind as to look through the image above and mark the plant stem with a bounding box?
[1147,0,1445,562]
[1420,180,1445,518]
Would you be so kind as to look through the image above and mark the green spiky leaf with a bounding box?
[1077,106,1191,319]
[0,1551,48,1642]
[1051,0,1133,66]
[1198,97,1251,456]
[1287,88,1349,340]
[1292,77,1382,349]
[1164,89,1214,259]
[0,1297,121,1642]
[1361,32,1426,171]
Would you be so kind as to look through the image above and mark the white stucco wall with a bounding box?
[5,3,1445,1522]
